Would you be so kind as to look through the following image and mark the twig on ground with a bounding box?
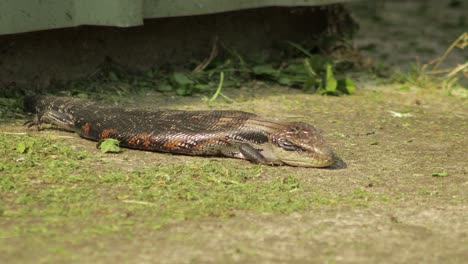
[193,36,219,73]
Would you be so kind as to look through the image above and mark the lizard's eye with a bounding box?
[278,139,297,151]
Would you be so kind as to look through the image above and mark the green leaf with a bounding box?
[338,78,356,95]
[145,70,154,78]
[432,172,448,177]
[252,64,278,77]
[16,142,27,154]
[207,72,224,106]
[108,71,119,81]
[287,41,313,57]
[307,55,332,72]
[157,83,173,92]
[172,73,194,86]
[278,77,292,86]
[399,85,410,91]
[302,78,318,93]
[303,59,317,78]
[324,64,338,93]
[284,63,308,75]
[97,139,122,154]
[0,98,17,106]
[193,84,211,91]
[175,87,192,96]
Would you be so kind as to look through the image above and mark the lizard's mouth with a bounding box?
[278,150,335,167]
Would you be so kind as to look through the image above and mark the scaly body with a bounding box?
[25,96,335,167]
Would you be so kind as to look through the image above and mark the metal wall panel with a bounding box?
[0,0,355,35]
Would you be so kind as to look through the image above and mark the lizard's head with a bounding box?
[271,122,335,167]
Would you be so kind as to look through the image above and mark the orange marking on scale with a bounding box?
[82,123,91,135]
[127,132,153,147]
[99,128,116,138]
[162,140,183,150]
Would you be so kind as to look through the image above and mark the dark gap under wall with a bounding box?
[0,5,356,93]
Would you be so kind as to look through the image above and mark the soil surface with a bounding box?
[1,1,467,263]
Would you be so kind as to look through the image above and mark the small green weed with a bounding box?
[396,32,467,96]
[432,171,449,177]
[97,138,122,153]
[163,41,357,103]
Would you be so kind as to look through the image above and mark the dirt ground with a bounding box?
[1,0,467,263]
